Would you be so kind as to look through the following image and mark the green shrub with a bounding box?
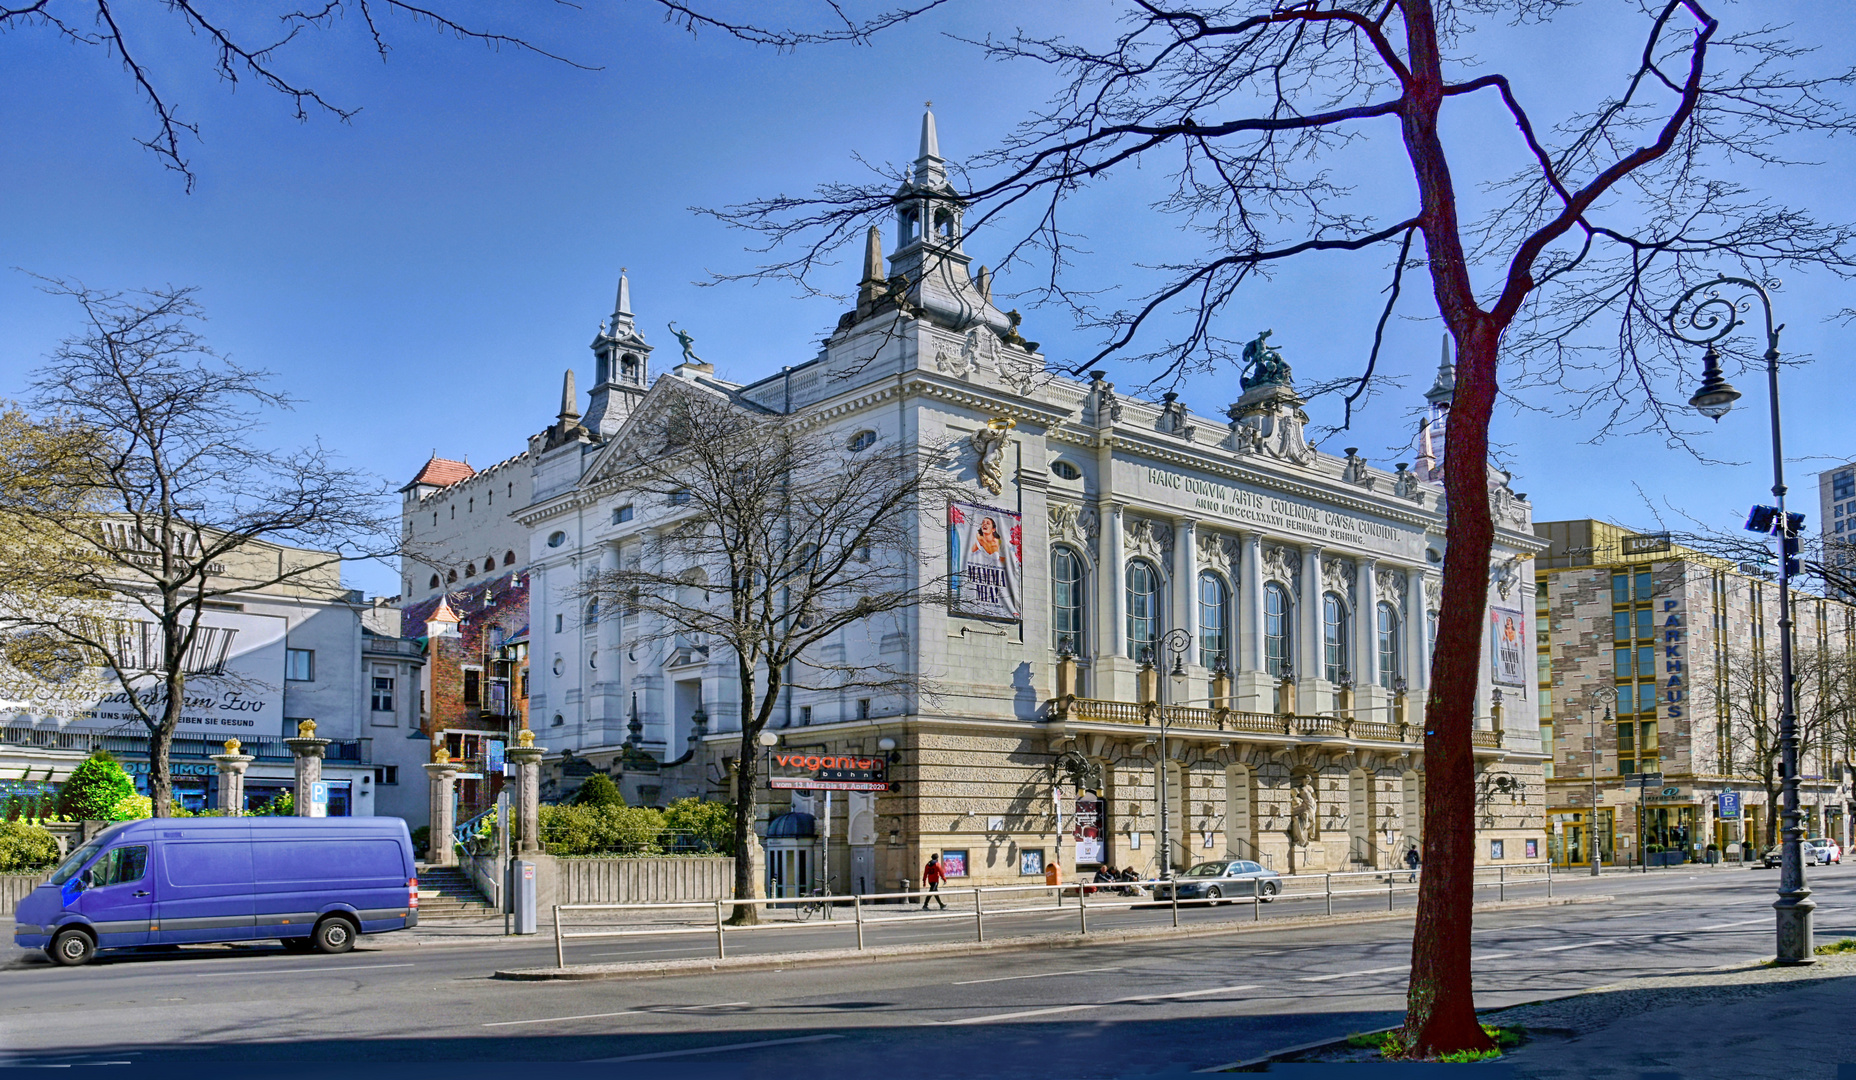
[249,790,295,816]
[1816,937,1856,955]
[570,774,625,808]
[0,821,60,873]
[410,826,431,859]
[111,794,153,820]
[662,797,736,855]
[57,751,137,821]
[539,803,667,856]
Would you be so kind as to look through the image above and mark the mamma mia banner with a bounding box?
[948,500,1023,622]
[1489,605,1528,688]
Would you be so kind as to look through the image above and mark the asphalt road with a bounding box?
[0,863,1846,1076]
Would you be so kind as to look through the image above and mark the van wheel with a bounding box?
[48,928,95,967]
[312,917,357,955]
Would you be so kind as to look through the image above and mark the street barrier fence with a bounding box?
[548,861,1554,969]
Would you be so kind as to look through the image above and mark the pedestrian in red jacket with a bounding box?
[921,854,948,910]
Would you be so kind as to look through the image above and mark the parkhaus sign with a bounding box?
[769,752,890,792]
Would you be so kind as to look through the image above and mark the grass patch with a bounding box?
[1357,1025,1524,1061]
[1345,1031,1401,1052]
[1816,938,1856,955]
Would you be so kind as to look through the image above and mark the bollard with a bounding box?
[1170,878,1180,928]
[1387,874,1395,911]
[715,900,726,959]
[1078,880,1088,935]
[1252,880,1260,922]
[854,894,865,950]
[1546,859,1553,899]
[1325,873,1332,916]
[1499,864,1506,902]
[553,905,565,969]
[974,888,985,943]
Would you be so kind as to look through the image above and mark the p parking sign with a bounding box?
[309,780,329,818]
[1719,791,1741,821]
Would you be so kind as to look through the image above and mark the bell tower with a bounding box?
[585,271,653,438]
[888,107,968,281]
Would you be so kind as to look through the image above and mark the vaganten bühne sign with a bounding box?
[769,752,890,792]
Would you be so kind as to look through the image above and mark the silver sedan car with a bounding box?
[1157,859,1282,903]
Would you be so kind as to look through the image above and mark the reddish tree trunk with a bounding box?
[1402,323,1500,1057]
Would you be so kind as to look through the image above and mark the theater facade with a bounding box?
[410,111,1549,893]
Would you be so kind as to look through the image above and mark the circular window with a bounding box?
[589,651,598,670]
[848,430,877,452]
[552,656,565,676]
[547,531,567,548]
[1051,460,1082,480]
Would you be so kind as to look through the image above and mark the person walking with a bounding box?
[921,853,948,910]
[1404,844,1421,883]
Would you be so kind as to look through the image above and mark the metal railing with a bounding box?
[547,862,1555,969]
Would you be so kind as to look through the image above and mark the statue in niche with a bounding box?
[972,417,1016,495]
[1289,777,1321,847]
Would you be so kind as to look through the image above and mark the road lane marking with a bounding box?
[677,1001,750,1010]
[939,984,1259,1025]
[1297,965,1407,982]
[1472,922,1545,933]
[953,967,1121,985]
[590,1034,842,1061]
[193,962,415,978]
[1695,918,1772,932]
[1532,939,1619,952]
[1475,952,1516,960]
[484,1011,641,1028]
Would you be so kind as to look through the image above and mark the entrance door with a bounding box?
[850,845,875,896]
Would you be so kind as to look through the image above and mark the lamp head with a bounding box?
[1689,346,1742,420]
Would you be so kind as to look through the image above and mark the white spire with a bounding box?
[1425,333,1457,406]
[610,270,634,332]
[913,106,947,187]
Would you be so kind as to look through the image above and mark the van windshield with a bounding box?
[47,840,105,886]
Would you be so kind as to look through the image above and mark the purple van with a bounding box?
[12,816,418,966]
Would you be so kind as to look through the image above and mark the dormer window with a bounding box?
[848,430,877,453]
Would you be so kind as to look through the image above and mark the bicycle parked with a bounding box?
[797,880,839,921]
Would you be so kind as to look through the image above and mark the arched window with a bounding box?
[1323,593,1348,682]
[465,564,476,578]
[1125,560,1162,660]
[446,570,458,584]
[504,551,516,566]
[1264,582,1292,676]
[1377,602,1400,689]
[484,556,496,574]
[1051,547,1085,655]
[1197,571,1230,669]
[428,574,440,589]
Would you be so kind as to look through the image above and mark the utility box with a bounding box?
[512,859,537,935]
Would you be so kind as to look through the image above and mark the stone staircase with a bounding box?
[415,864,498,919]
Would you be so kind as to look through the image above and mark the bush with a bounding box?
[571,774,625,808]
[57,751,137,821]
[539,803,667,856]
[0,821,60,873]
[411,826,431,859]
[111,794,154,821]
[249,790,295,816]
[662,797,736,855]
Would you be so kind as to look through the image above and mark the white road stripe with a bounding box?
[484,1010,640,1028]
[1695,918,1773,932]
[590,1034,842,1062]
[1532,939,1620,952]
[1475,951,1516,961]
[953,967,1121,986]
[1298,965,1407,982]
[193,962,415,978]
[939,984,1259,1025]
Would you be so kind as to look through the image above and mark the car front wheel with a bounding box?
[48,928,95,967]
[1206,886,1222,903]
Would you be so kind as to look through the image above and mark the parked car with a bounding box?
[1156,860,1281,903]
[1805,838,1842,865]
[1759,844,1820,869]
[13,816,418,967]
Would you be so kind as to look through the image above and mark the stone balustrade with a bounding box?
[1052,696,1507,754]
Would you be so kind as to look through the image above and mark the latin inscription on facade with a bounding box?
[1128,464,1425,560]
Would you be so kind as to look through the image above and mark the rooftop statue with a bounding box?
[1239,329,1294,391]
[667,322,703,365]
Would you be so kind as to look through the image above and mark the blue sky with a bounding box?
[4,2,1852,596]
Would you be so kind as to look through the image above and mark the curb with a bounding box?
[492,894,1610,982]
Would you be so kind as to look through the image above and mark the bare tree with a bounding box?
[583,387,957,922]
[0,279,396,816]
[1696,639,1856,848]
[2,1,593,190]
[681,0,1856,1054]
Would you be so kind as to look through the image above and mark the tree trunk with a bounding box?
[729,721,762,925]
[149,665,185,818]
[1401,324,1499,1058]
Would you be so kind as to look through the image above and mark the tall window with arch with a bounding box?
[1376,602,1400,689]
[1264,582,1292,676]
[1197,571,1230,669]
[1051,547,1086,656]
[1323,593,1349,682]
[1125,560,1162,660]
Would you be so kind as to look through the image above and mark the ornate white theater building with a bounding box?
[402,112,1549,893]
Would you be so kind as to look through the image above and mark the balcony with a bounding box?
[1052,698,1507,754]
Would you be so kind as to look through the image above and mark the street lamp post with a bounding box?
[1140,628,1195,881]
[1671,276,1814,964]
[1586,684,1618,877]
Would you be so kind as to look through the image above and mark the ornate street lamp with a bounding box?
[1669,275,1813,963]
[1585,684,1618,877]
[1140,628,1195,881]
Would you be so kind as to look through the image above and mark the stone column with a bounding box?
[1240,532,1264,672]
[211,740,253,816]
[1356,557,1380,689]
[506,731,545,855]
[284,720,330,817]
[425,752,461,867]
[1298,544,1324,702]
[1408,566,1433,691]
[1103,503,1126,658]
[1173,518,1198,690]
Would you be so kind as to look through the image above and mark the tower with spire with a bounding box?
[585,271,653,438]
[1416,334,1456,481]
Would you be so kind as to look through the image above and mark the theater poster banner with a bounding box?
[0,607,287,734]
[769,751,890,792]
[1489,605,1528,687]
[1074,791,1106,865]
[948,500,1023,622]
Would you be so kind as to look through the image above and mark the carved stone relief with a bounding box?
[1049,501,1100,553]
[1196,530,1239,570]
[1320,557,1356,602]
[1124,516,1175,565]
[1393,463,1423,504]
[1376,568,1409,616]
[971,417,1016,496]
[1262,543,1301,594]
[1340,448,1377,490]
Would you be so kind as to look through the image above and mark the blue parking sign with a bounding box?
[1719,791,1741,821]
[309,780,329,818]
